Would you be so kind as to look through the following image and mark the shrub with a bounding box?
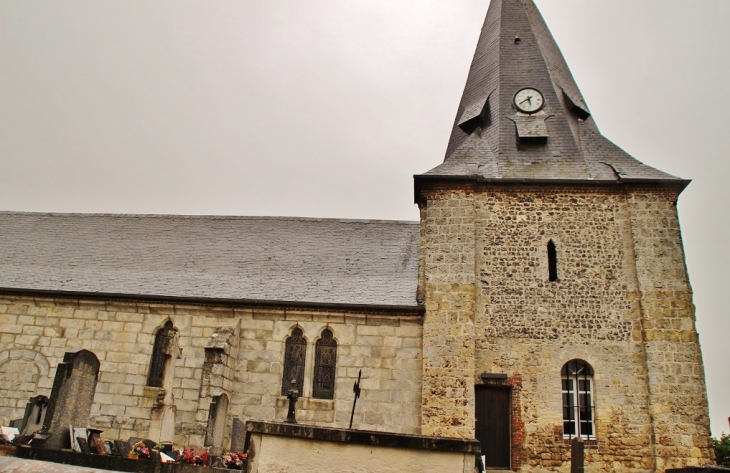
[712,433,730,467]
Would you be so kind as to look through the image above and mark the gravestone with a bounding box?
[20,395,48,435]
[71,426,88,453]
[41,349,100,450]
[230,418,246,452]
[204,393,229,456]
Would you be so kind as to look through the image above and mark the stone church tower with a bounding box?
[415,0,713,470]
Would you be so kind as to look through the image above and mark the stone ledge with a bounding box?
[245,420,480,454]
[666,468,730,472]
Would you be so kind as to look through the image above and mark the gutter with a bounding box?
[0,287,424,316]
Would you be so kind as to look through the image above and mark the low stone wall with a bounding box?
[244,421,479,473]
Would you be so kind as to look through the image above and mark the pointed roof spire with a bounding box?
[417,0,686,187]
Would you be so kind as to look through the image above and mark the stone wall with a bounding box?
[418,183,712,471]
[627,188,713,470]
[0,296,423,447]
[420,189,476,439]
[245,420,479,473]
[0,353,43,425]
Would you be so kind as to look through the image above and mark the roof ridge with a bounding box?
[0,211,418,225]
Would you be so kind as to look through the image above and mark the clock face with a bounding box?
[514,88,544,113]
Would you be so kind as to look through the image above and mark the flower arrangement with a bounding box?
[128,441,151,460]
[179,446,209,466]
[222,451,248,470]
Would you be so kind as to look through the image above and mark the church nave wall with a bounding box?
[0,295,423,448]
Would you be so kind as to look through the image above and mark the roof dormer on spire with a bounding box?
[416,0,686,187]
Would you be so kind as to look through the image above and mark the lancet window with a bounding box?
[147,320,176,387]
[281,328,307,396]
[312,329,337,399]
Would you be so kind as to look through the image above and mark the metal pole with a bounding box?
[348,370,362,429]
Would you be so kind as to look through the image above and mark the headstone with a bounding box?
[230,418,246,452]
[9,419,23,429]
[41,349,100,450]
[204,393,229,456]
[20,395,48,435]
[71,426,88,453]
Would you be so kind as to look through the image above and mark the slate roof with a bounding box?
[0,212,420,309]
[417,0,686,186]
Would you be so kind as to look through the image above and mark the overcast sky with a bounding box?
[1,0,728,437]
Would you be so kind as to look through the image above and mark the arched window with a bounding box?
[313,329,337,399]
[148,320,176,387]
[561,359,595,439]
[281,328,307,396]
[547,240,558,281]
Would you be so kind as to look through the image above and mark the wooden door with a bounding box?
[475,385,511,469]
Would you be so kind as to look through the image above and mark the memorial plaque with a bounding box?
[77,437,92,454]
[103,440,115,456]
[114,440,131,458]
[91,436,107,455]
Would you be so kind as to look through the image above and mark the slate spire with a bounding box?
[417,0,685,185]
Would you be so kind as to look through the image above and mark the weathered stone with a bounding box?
[42,349,100,450]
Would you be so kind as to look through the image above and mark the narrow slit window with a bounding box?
[547,240,558,281]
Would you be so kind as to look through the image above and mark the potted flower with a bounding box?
[128,441,151,460]
[179,446,209,466]
[222,451,248,470]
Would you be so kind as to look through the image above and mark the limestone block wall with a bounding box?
[0,349,49,425]
[419,189,477,439]
[0,295,423,447]
[627,188,713,470]
[233,309,423,434]
[418,184,712,471]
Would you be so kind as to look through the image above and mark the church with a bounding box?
[0,0,714,470]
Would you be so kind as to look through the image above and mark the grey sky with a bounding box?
[1,0,728,436]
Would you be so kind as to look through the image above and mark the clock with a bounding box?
[513,87,544,114]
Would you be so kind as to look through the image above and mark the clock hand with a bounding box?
[520,96,532,105]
